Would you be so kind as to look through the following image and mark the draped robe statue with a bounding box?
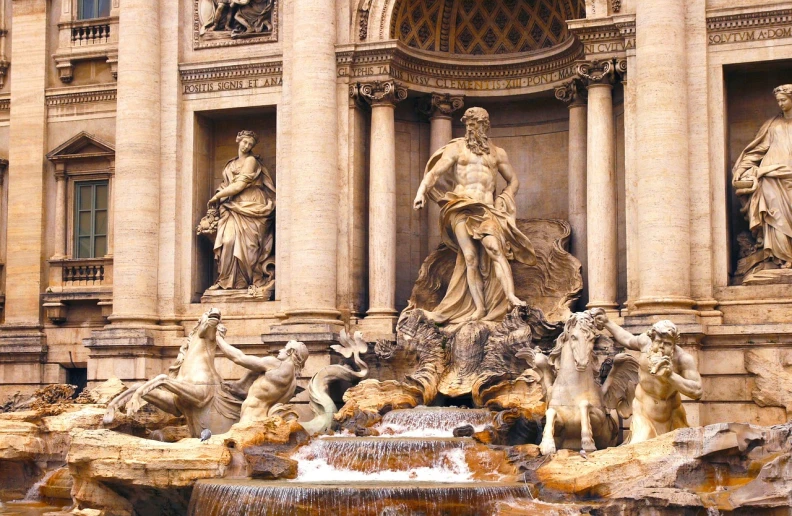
[201,130,276,297]
[412,107,536,325]
[733,84,792,277]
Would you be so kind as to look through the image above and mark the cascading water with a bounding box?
[188,480,532,516]
[373,407,493,437]
[187,407,527,515]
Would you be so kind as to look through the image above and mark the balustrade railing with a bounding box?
[62,263,105,285]
[71,23,111,45]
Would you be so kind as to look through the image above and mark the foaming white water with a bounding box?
[22,470,58,501]
[373,407,493,438]
[292,446,474,483]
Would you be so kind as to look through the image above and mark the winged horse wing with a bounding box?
[602,353,640,419]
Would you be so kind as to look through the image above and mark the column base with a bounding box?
[0,325,47,363]
[631,296,696,315]
[279,308,343,327]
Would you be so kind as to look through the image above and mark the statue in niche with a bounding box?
[215,330,308,424]
[594,309,703,444]
[413,107,536,324]
[199,0,274,37]
[732,84,792,283]
[198,130,276,299]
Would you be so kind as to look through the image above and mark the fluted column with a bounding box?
[633,0,693,313]
[52,168,67,259]
[555,80,588,307]
[283,0,340,325]
[359,81,407,322]
[108,0,161,326]
[425,93,464,252]
[579,60,618,313]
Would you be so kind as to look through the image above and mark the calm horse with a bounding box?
[103,308,242,437]
[537,311,637,455]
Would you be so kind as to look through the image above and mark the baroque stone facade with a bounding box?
[0,0,790,432]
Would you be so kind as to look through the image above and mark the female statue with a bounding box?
[203,130,276,294]
[733,84,792,272]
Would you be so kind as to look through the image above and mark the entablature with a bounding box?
[179,58,283,97]
[337,37,585,97]
[706,4,792,48]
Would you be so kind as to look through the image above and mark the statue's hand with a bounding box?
[591,307,608,330]
[413,194,426,210]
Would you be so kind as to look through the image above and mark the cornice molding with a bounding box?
[179,59,283,83]
[46,87,116,106]
[706,6,792,45]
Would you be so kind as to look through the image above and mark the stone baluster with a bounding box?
[359,80,408,327]
[578,60,619,314]
[555,79,588,307]
[425,93,464,252]
[633,0,694,313]
[282,0,341,326]
[107,0,161,326]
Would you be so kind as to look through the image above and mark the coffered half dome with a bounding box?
[391,0,585,55]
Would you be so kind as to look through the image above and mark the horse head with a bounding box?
[194,307,222,340]
[551,311,598,372]
[169,308,222,378]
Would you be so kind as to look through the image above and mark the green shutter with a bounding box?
[74,180,109,258]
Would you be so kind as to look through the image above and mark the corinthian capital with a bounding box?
[575,59,616,87]
[357,80,408,106]
[554,78,587,106]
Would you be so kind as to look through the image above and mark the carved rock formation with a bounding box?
[745,349,792,417]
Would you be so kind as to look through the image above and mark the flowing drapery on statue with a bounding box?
[199,130,276,297]
[733,84,792,279]
[412,107,536,325]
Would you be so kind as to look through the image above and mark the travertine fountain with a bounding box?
[2,108,792,516]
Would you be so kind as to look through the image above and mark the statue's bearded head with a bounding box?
[647,319,678,359]
[461,107,490,156]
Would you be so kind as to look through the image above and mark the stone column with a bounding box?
[107,0,161,327]
[578,60,618,314]
[633,0,693,313]
[555,79,588,307]
[281,0,340,326]
[359,81,407,325]
[52,168,67,259]
[0,0,48,383]
[425,93,464,252]
[3,0,47,330]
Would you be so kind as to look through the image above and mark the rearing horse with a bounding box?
[104,308,242,437]
[536,311,638,455]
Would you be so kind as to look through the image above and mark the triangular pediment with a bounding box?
[47,131,115,162]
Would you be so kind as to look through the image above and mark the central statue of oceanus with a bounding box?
[412,107,537,325]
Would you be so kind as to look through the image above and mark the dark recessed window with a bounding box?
[74,180,108,259]
[78,0,110,20]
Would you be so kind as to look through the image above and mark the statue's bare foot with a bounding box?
[783,261,792,269]
[508,296,527,307]
[207,283,222,291]
[463,307,487,323]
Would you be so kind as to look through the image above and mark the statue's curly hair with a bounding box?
[773,84,792,97]
[236,130,259,145]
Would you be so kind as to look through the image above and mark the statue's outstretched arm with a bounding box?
[592,308,642,351]
[216,334,276,372]
[669,352,703,400]
[414,143,459,208]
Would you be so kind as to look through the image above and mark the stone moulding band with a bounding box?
[706,7,792,45]
[337,39,588,95]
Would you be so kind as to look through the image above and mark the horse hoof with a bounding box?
[581,437,596,453]
[539,439,556,456]
[102,408,115,425]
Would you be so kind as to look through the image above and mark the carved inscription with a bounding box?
[709,26,792,45]
[339,64,576,91]
[583,40,634,54]
[182,76,283,94]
